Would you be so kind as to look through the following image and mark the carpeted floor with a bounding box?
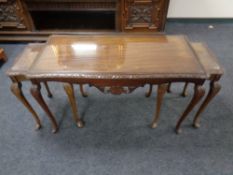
[0,22,233,175]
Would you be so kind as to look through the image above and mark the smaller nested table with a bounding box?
[187,43,223,128]
[6,43,89,130]
[6,44,53,130]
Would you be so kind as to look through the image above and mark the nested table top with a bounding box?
[27,34,207,79]
[7,43,43,77]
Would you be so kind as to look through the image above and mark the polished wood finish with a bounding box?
[0,48,7,62]
[191,43,223,128]
[7,43,44,77]
[159,42,223,132]
[7,36,224,134]
[179,43,224,96]
[43,82,53,98]
[10,81,41,129]
[181,82,188,97]
[0,0,170,41]
[30,83,58,133]
[28,35,206,79]
[177,43,224,128]
[167,82,171,93]
[63,83,84,128]
[193,81,221,128]
[150,84,168,128]
[26,34,207,133]
[192,43,223,76]
[79,84,88,97]
[175,85,205,134]
[145,84,152,97]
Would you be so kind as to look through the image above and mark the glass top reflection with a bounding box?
[29,35,205,77]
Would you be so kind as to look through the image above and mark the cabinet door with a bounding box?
[0,0,33,30]
[122,0,168,32]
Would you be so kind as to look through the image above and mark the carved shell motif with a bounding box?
[94,86,139,95]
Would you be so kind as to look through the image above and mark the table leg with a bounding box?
[145,84,153,97]
[80,84,88,97]
[0,48,7,62]
[150,84,168,128]
[193,81,221,128]
[11,82,41,130]
[167,83,172,93]
[30,83,58,133]
[181,82,189,97]
[43,82,53,98]
[64,83,84,128]
[175,84,205,134]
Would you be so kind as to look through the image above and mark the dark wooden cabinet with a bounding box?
[0,0,33,30]
[0,0,170,41]
[122,0,169,32]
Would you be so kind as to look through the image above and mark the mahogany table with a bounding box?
[26,34,209,134]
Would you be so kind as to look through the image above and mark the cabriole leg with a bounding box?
[175,84,205,134]
[167,83,172,93]
[11,82,41,130]
[181,82,189,97]
[193,81,221,128]
[80,84,88,97]
[64,83,84,128]
[145,84,153,97]
[150,84,168,128]
[43,82,53,98]
[30,83,58,133]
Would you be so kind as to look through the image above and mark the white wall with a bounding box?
[168,0,233,18]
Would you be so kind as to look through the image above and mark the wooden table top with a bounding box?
[7,43,43,77]
[28,34,207,79]
[190,43,224,76]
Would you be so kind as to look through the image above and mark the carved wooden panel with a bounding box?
[123,0,169,32]
[0,0,32,30]
[93,86,140,95]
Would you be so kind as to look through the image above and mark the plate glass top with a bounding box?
[29,35,206,78]
[8,43,43,75]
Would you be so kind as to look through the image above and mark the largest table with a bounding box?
[27,34,208,133]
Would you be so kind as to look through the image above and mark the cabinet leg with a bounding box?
[30,83,58,133]
[193,81,221,128]
[43,82,53,98]
[175,84,205,134]
[145,84,153,97]
[150,84,168,128]
[64,83,84,128]
[11,82,41,130]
